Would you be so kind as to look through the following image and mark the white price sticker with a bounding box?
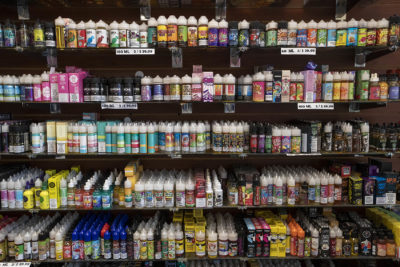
[115,48,155,55]
[101,103,138,110]
[281,48,316,55]
[297,103,334,110]
[0,263,31,267]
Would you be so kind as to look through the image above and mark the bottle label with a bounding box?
[157,25,167,43]
[96,29,108,48]
[207,240,218,257]
[188,26,198,47]
[307,28,317,46]
[296,29,307,47]
[218,240,228,256]
[198,26,208,46]
[208,28,218,46]
[219,28,228,46]
[167,24,178,43]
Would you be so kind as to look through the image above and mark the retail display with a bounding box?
[0,160,398,211]
[1,16,400,49]
[0,208,398,262]
[0,1,400,266]
[1,66,399,103]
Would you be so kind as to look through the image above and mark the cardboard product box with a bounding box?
[349,176,363,205]
[244,218,256,258]
[303,70,316,103]
[49,73,59,102]
[362,177,375,205]
[281,70,290,103]
[251,218,263,257]
[68,72,87,103]
[368,158,392,173]
[383,172,397,205]
[258,218,271,257]
[272,70,282,103]
[58,73,70,102]
[202,71,214,102]
[373,176,386,205]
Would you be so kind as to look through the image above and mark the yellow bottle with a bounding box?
[333,72,341,101]
[23,182,34,209]
[113,180,120,205]
[39,181,50,210]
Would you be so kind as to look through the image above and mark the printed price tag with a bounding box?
[297,103,334,110]
[281,48,316,55]
[0,263,31,267]
[101,103,138,110]
[115,48,155,55]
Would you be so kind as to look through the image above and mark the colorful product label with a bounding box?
[347,27,358,46]
[198,26,208,46]
[317,29,327,47]
[327,29,336,47]
[178,25,188,43]
[208,27,218,46]
[336,29,347,46]
[357,28,367,46]
[307,28,317,47]
[167,24,178,43]
[296,29,307,47]
[252,81,265,102]
[157,25,168,43]
[218,28,228,46]
[188,26,198,47]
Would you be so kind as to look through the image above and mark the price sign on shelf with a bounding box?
[297,103,334,110]
[115,48,155,55]
[281,48,316,55]
[0,263,31,267]
[101,103,138,110]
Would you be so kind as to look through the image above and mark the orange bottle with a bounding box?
[297,227,305,257]
[290,224,298,256]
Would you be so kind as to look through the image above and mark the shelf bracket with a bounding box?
[139,0,151,21]
[43,48,57,68]
[230,47,248,68]
[335,0,347,21]
[17,0,29,20]
[170,47,183,68]
[224,103,235,113]
[50,103,61,114]
[349,103,360,113]
[215,0,227,21]
[181,103,192,114]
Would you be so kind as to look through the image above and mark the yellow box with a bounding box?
[193,209,203,218]
[184,222,195,252]
[48,174,61,209]
[124,160,139,177]
[71,166,80,173]
[46,169,56,176]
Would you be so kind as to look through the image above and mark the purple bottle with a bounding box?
[218,19,228,47]
[208,19,219,47]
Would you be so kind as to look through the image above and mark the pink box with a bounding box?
[58,73,69,102]
[303,70,316,103]
[41,81,51,101]
[49,73,59,102]
[202,72,214,102]
[68,72,87,103]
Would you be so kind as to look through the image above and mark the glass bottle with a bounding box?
[333,126,344,152]
[379,74,388,100]
[34,19,45,48]
[342,231,351,256]
[386,233,395,257]
[350,231,358,256]
[388,74,399,100]
[377,233,386,256]
[17,22,29,48]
